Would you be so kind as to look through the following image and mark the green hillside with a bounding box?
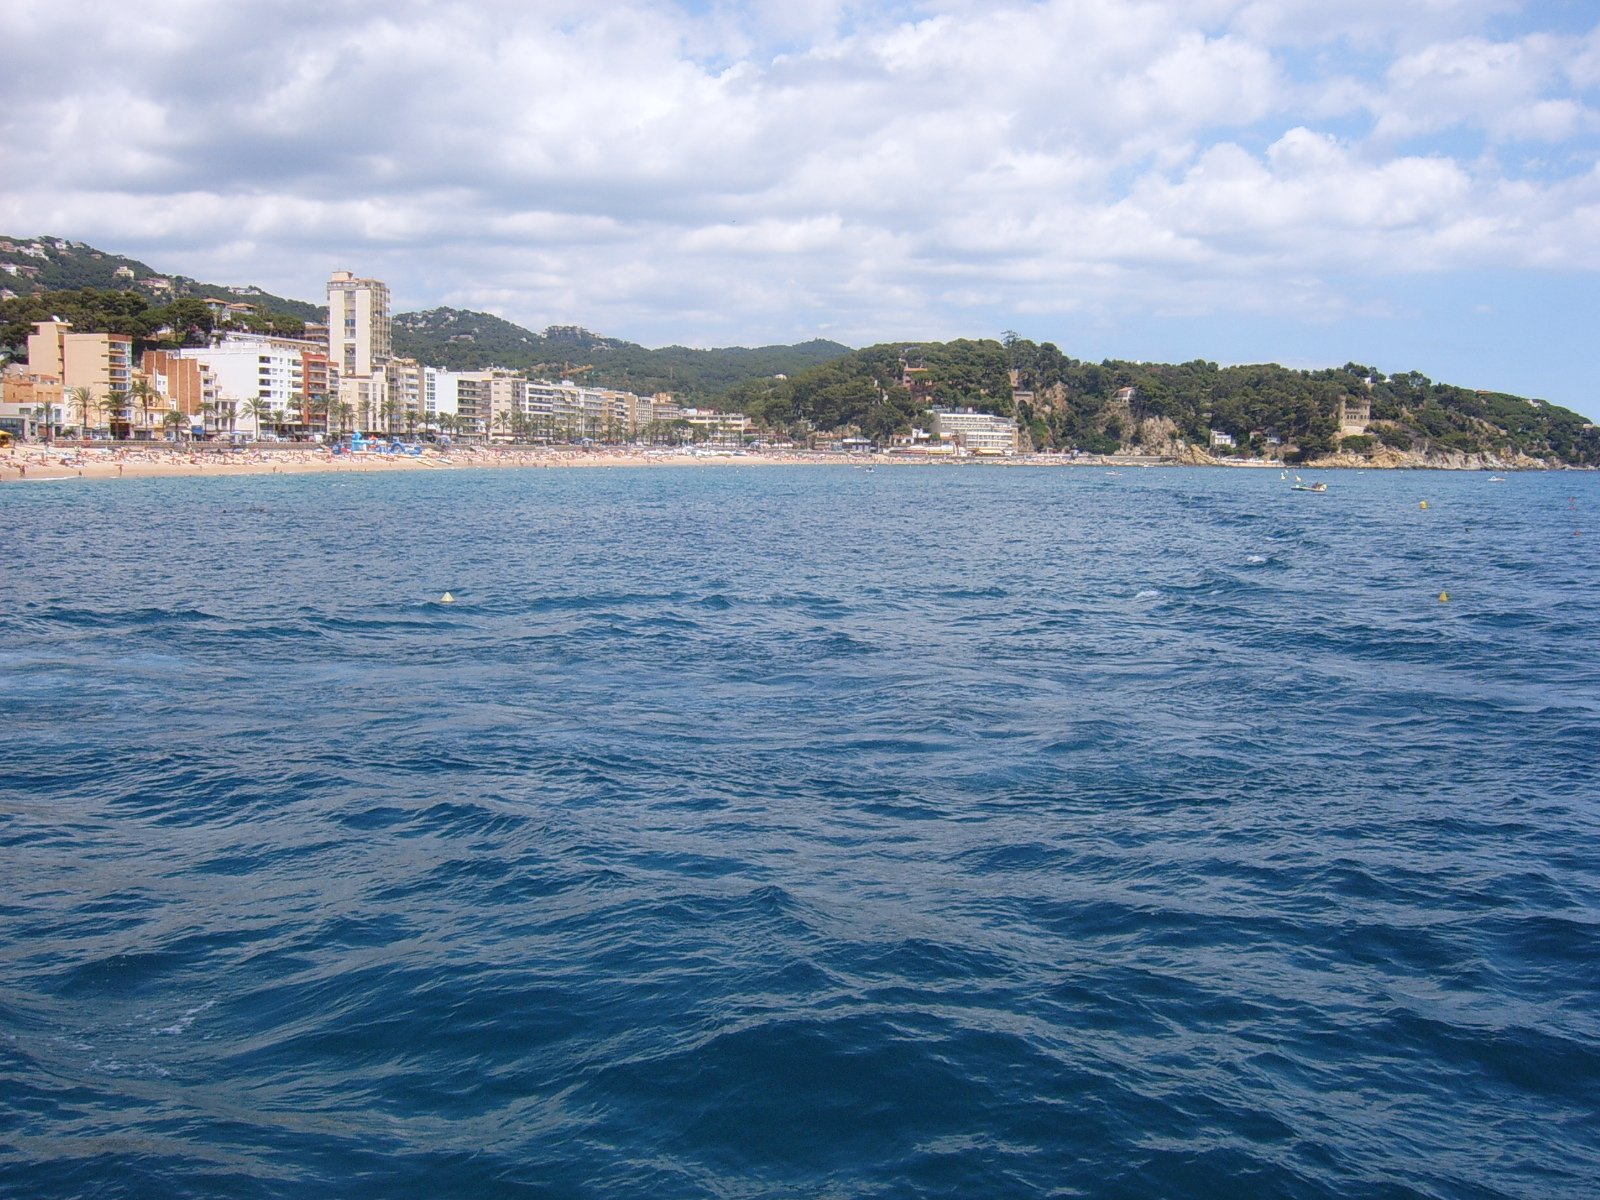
[393,308,849,400]
[738,338,1600,465]
[0,235,322,321]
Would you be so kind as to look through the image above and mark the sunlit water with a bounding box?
[3,465,1597,1198]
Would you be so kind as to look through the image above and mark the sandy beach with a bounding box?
[1,442,1541,484]
[0,442,861,483]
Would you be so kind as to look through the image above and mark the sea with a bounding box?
[2,464,1597,1199]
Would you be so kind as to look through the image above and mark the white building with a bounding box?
[177,332,323,436]
[929,407,1018,455]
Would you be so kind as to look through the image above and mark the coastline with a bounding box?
[0,442,1564,484]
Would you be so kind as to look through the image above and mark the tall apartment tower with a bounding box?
[327,270,391,427]
[326,270,391,378]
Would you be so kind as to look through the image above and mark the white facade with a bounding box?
[929,407,1019,454]
[177,333,321,434]
[427,369,462,421]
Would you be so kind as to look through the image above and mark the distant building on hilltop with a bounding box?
[1338,394,1371,436]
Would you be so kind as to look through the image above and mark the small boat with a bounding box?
[1291,481,1327,492]
[1488,476,1507,483]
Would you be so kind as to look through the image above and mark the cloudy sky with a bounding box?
[4,1,1599,414]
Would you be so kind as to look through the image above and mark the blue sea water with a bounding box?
[2,464,1597,1199]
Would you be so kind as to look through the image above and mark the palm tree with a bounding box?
[100,391,131,441]
[287,392,308,438]
[162,410,188,442]
[30,401,57,441]
[306,394,330,440]
[334,401,355,437]
[69,386,96,441]
[243,398,275,441]
[216,399,239,439]
[128,377,159,440]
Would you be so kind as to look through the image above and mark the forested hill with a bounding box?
[726,338,1600,466]
[0,235,322,321]
[392,307,849,400]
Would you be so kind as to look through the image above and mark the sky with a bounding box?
[3,0,1599,416]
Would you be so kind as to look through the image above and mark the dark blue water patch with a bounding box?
[2,467,1599,1198]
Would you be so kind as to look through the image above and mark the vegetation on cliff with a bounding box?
[732,336,1598,465]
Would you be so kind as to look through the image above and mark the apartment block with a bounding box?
[930,406,1019,455]
[26,320,133,418]
[178,332,324,435]
[142,349,216,425]
[326,271,391,378]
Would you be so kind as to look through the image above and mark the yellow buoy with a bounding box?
[1438,592,1449,603]
[1419,500,1429,510]
[440,592,455,604]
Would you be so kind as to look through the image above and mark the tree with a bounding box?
[30,400,57,440]
[162,410,188,441]
[161,298,215,347]
[69,385,96,439]
[305,394,329,439]
[100,390,131,440]
[128,377,159,440]
[243,398,275,440]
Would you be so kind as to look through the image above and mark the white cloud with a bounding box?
[1,0,1598,366]
[1374,32,1600,143]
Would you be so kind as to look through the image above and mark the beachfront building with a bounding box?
[428,369,527,440]
[680,407,752,445]
[327,271,390,379]
[481,371,528,441]
[421,366,457,433]
[430,369,479,437]
[0,370,65,440]
[929,406,1019,455]
[328,270,391,427]
[385,356,427,434]
[448,370,493,440]
[523,381,631,441]
[177,332,324,437]
[25,320,134,435]
[626,392,680,439]
[141,350,217,436]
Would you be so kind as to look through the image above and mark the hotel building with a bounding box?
[929,406,1019,455]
